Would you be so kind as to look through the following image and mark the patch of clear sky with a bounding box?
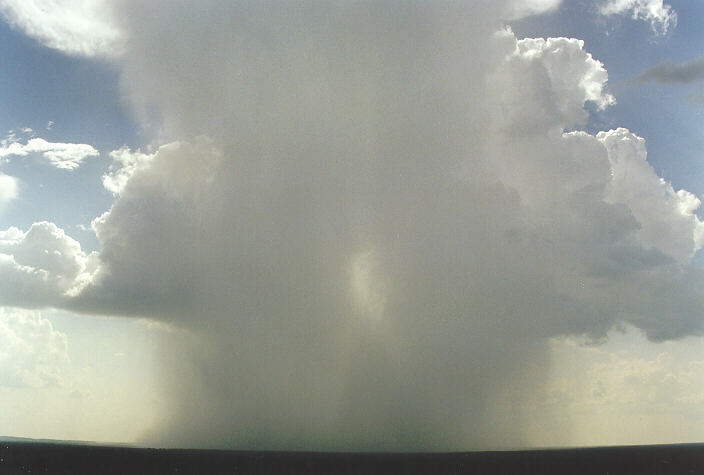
[0,20,141,250]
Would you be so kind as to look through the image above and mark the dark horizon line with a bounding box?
[3,433,704,453]
[4,438,704,474]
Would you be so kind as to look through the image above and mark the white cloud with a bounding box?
[0,136,99,170]
[0,173,18,211]
[505,0,563,20]
[0,0,124,57]
[67,6,704,447]
[3,0,704,450]
[599,0,677,34]
[0,308,68,388]
[0,222,98,308]
[489,30,614,134]
[599,128,704,263]
[102,147,156,195]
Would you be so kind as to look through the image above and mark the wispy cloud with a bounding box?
[599,0,677,34]
[637,57,704,85]
[0,0,124,57]
[0,136,99,170]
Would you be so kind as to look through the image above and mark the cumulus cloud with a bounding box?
[600,128,704,263]
[0,308,68,388]
[0,0,123,57]
[599,0,677,34]
[0,136,99,170]
[2,0,704,450]
[637,57,704,85]
[102,147,156,195]
[489,31,615,133]
[0,222,98,308]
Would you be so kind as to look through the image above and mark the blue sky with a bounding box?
[514,0,704,196]
[2,0,702,255]
[2,0,704,449]
[0,18,141,249]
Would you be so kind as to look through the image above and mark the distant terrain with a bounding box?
[2,438,704,474]
[0,435,131,446]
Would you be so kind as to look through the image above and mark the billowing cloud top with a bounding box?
[0,0,701,451]
[102,147,155,195]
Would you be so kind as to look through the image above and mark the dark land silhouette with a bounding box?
[2,439,704,474]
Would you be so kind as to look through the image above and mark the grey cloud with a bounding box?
[637,57,704,85]
[2,0,704,451]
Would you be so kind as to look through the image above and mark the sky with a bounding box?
[1,0,704,450]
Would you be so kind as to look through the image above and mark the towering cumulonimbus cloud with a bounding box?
[0,0,703,449]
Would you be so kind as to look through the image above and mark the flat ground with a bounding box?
[2,441,703,474]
